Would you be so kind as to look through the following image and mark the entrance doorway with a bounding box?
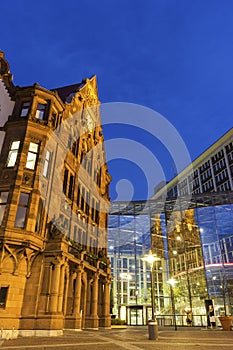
[126,305,145,325]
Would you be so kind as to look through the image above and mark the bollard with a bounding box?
[148,320,158,340]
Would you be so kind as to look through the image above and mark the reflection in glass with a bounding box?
[15,193,29,228]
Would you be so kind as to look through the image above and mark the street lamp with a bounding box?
[167,278,177,331]
[142,250,160,340]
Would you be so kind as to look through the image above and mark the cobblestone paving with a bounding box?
[0,327,233,350]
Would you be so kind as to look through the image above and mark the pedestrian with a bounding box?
[186,310,193,326]
[208,305,216,329]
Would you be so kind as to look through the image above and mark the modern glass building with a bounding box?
[108,192,233,326]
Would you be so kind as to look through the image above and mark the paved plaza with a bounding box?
[0,327,232,350]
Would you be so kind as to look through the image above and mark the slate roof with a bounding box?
[52,82,85,102]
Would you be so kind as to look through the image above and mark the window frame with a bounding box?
[0,191,9,226]
[6,140,20,167]
[14,192,30,228]
[26,142,39,170]
[35,103,47,120]
[20,101,31,117]
[0,286,9,309]
[43,150,51,178]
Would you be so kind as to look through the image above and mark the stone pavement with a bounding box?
[0,326,233,350]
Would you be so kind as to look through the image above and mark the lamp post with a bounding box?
[167,278,177,331]
[142,251,160,340]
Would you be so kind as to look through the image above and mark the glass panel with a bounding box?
[0,192,8,203]
[20,102,30,117]
[20,108,28,117]
[35,103,46,120]
[15,207,27,228]
[0,287,8,308]
[19,193,29,206]
[43,151,51,177]
[11,141,20,150]
[7,151,18,167]
[29,142,38,153]
[6,141,20,167]
[43,161,49,177]
[45,150,50,160]
[26,152,37,169]
[0,205,6,225]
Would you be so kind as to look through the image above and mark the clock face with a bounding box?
[87,114,94,131]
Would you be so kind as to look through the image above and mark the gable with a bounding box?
[0,79,15,152]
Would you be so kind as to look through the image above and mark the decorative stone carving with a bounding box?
[85,80,98,105]
[22,172,34,187]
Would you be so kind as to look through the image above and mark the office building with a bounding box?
[153,128,233,199]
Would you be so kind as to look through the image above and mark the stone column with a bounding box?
[73,266,82,315]
[103,279,110,317]
[81,273,87,329]
[58,265,65,313]
[91,272,99,317]
[86,278,91,316]
[49,261,61,313]
[63,267,69,315]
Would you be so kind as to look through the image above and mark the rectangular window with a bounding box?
[77,185,80,207]
[15,192,29,228]
[35,103,46,120]
[35,198,43,232]
[71,140,79,157]
[43,150,51,177]
[0,286,9,309]
[63,168,69,195]
[73,226,77,242]
[91,198,95,220]
[6,141,20,167]
[95,202,99,224]
[78,228,82,245]
[68,174,74,200]
[123,258,128,269]
[0,192,9,225]
[20,101,30,117]
[81,187,85,211]
[26,142,39,170]
[86,191,90,215]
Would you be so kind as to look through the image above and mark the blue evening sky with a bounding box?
[1,0,233,200]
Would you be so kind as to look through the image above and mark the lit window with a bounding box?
[26,142,39,170]
[15,192,29,228]
[0,192,8,225]
[6,141,20,167]
[35,103,46,120]
[43,150,51,177]
[20,101,30,117]
[0,287,9,309]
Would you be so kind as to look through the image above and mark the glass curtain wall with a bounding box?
[108,192,233,326]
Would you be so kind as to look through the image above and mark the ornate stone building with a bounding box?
[0,51,112,337]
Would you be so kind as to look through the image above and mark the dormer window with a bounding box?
[20,101,30,117]
[35,103,46,120]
